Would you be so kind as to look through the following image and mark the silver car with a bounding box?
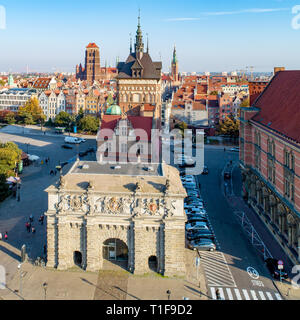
[188,239,216,251]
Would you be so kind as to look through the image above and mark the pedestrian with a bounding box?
[216,289,221,300]
[45,159,48,165]
[0,232,2,240]
[4,231,8,240]
[32,227,36,234]
[25,222,30,233]
[43,244,47,255]
[29,214,33,223]
[224,148,226,152]
[39,215,44,225]
[54,169,57,176]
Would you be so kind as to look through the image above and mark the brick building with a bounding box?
[240,70,300,264]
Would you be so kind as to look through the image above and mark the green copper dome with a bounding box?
[106,104,122,115]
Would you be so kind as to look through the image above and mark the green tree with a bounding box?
[45,118,54,127]
[78,116,99,133]
[0,80,5,87]
[76,108,85,125]
[54,111,71,128]
[216,114,240,137]
[4,112,16,124]
[0,142,22,178]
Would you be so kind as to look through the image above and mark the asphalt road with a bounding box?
[195,146,281,300]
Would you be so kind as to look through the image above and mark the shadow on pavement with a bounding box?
[112,285,140,300]
[80,277,120,300]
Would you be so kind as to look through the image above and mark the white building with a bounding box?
[39,90,66,120]
[221,84,249,96]
[0,88,37,112]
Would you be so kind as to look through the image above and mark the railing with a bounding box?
[234,210,273,260]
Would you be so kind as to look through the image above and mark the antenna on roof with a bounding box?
[130,33,132,54]
[146,33,149,53]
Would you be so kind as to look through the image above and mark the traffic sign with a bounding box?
[278,260,284,265]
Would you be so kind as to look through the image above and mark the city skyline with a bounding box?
[0,0,299,73]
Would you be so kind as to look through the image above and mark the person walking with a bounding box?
[43,244,47,256]
[29,214,34,223]
[32,227,36,234]
[25,222,30,233]
[216,289,221,300]
[4,232,8,241]
[39,215,44,225]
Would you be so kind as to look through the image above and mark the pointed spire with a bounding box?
[146,33,149,53]
[130,33,132,54]
[173,44,178,64]
[135,9,144,54]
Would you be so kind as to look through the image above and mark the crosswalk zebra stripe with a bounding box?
[234,288,242,300]
[206,274,236,286]
[210,287,216,300]
[275,293,282,300]
[250,290,258,300]
[258,291,266,300]
[266,292,273,300]
[226,288,233,300]
[242,289,250,300]
[219,288,225,300]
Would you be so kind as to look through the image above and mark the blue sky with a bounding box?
[0,0,299,73]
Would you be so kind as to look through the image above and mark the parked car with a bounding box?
[61,144,73,149]
[187,230,215,241]
[188,239,216,251]
[265,258,289,280]
[79,151,88,157]
[229,147,239,152]
[187,216,208,223]
[202,166,209,175]
[186,222,209,231]
[78,138,86,143]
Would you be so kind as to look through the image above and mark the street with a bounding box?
[195,146,283,300]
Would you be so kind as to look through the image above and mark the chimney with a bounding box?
[274,67,285,75]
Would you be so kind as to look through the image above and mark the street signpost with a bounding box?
[195,257,200,282]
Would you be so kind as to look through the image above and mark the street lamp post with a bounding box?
[42,282,48,300]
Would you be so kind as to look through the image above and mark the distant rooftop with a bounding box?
[71,161,163,177]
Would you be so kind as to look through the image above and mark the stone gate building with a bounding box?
[45,161,187,276]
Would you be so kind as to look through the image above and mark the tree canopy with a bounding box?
[18,96,45,124]
[54,111,72,128]
[216,114,240,137]
[78,115,99,133]
[0,142,22,177]
[240,98,250,108]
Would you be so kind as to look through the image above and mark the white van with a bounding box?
[64,137,81,144]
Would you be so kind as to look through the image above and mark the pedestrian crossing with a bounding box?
[210,287,283,300]
[199,251,236,287]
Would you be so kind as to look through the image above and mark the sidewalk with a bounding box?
[226,194,300,300]
[0,248,209,300]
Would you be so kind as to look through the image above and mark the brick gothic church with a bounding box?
[116,14,162,128]
[76,43,117,84]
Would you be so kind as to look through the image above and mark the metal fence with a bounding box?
[234,210,273,260]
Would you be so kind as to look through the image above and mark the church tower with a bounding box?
[85,43,101,85]
[135,11,144,60]
[171,45,179,82]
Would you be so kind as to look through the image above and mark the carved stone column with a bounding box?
[86,221,101,271]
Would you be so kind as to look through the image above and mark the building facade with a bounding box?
[0,88,37,111]
[45,161,187,276]
[240,70,300,264]
[116,15,162,128]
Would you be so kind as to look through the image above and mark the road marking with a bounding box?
[226,288,233,300]
[242,289,250,300]
[209,287,282,300]
[210,287,216,300]
[250,290,258,300]
[258,291,266,300]
[219,288,225,300]
[266,292,273,300]
[234,289,242,300]
[274,293,282,300]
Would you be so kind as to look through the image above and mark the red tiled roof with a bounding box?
[86,43,99,49]
[33,78,51,89]
[100,115,153,141]
[193,101,206,111]
[252,70,300,143]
